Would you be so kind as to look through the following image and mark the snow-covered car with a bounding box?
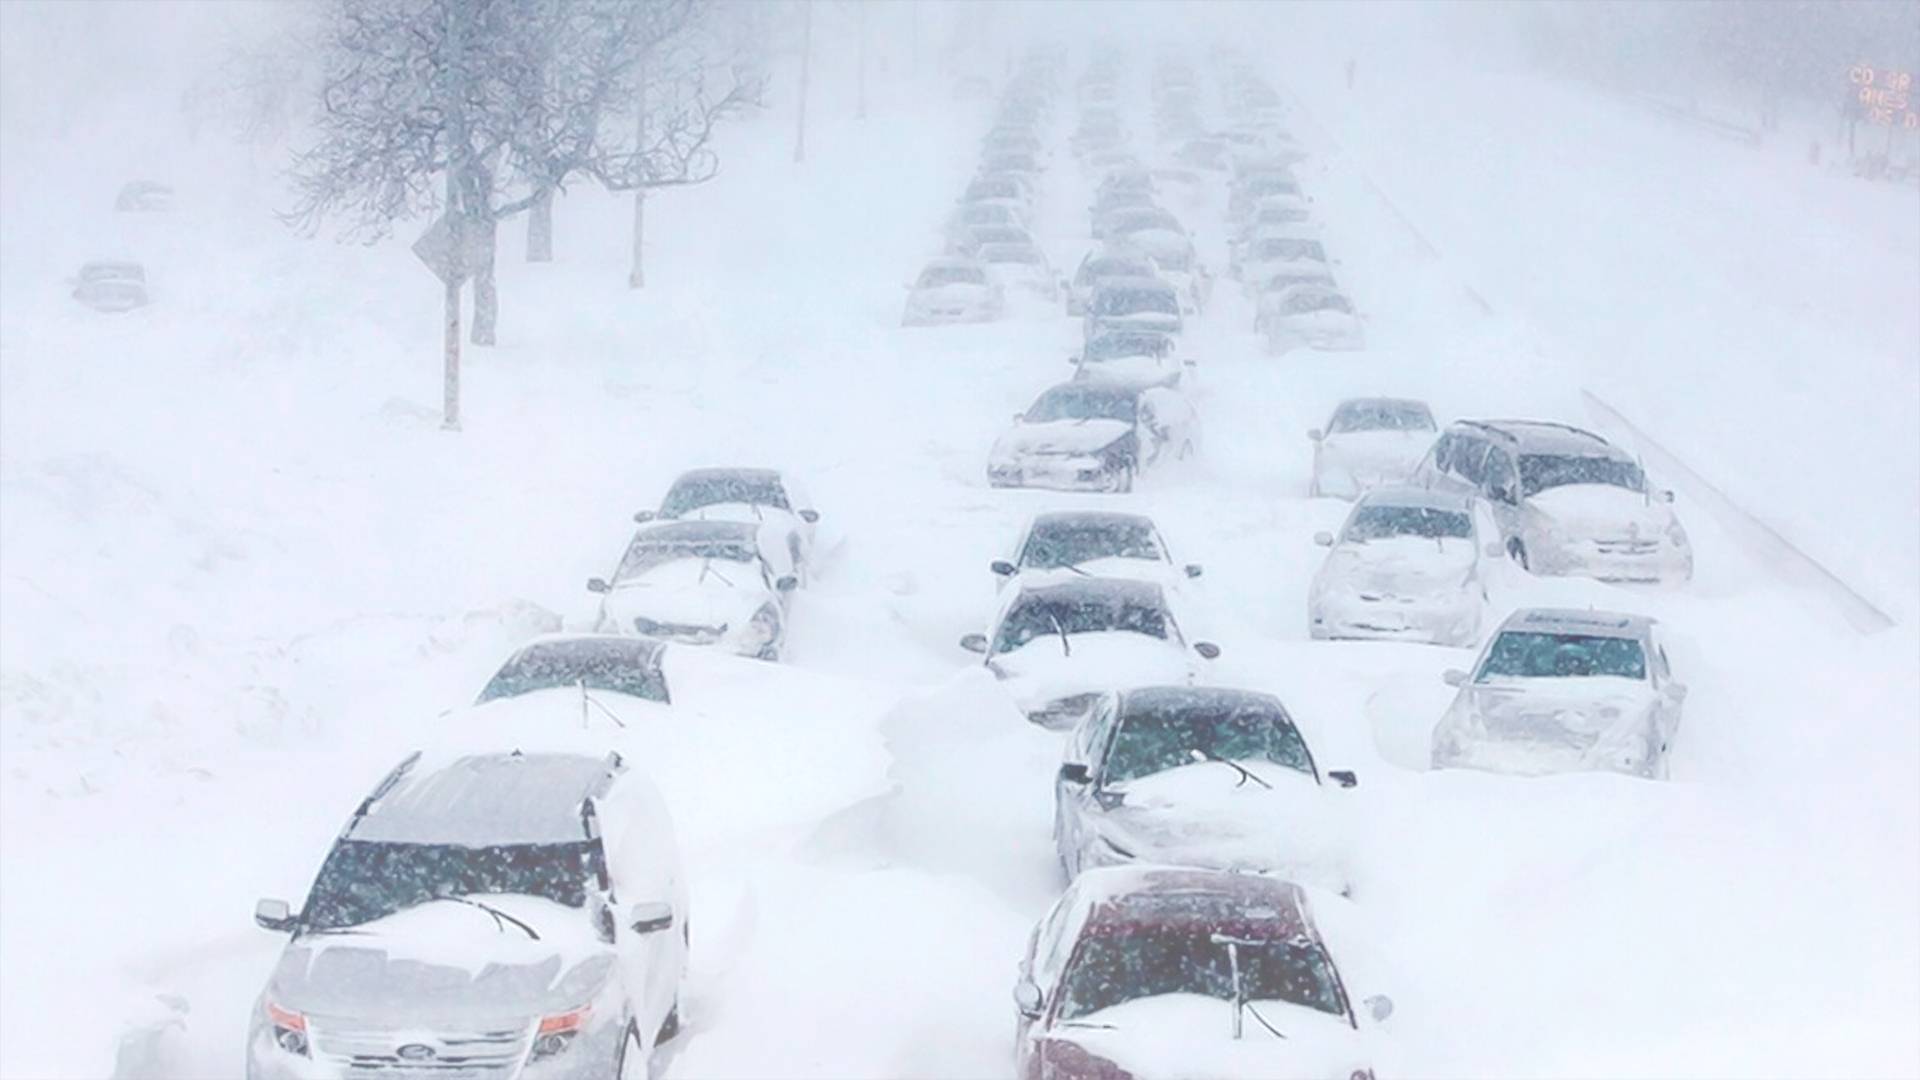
[960,577,1220,729]
[586,520,797,660]
[1238,230,1331,298]
[1228,196,1315,278]
[952,223,1037,259]
[478,634,673,708]
[947,200,1029,250]
[1431,608,1687,779]
[640,466,819,572]
[979,242,1060,301]
[1411,420,1694,584]
[1144,241,1212,315]
[1308,486,1496,647]
[1089,189,1160,237]
[1228,168,1305,223]
[1100,207,1190,265]
[1054,686,1356,886]
[1308,397,1437,499]
[1084,276,1184,343]
[982,150,1042,179]
[71,260,148,313]
[1065,248,1159,317]
[963,174,1035,213]
[1012,866,1392,1080]
[247,748,687,1080]
[987,380,1198,493]
[1258,284,1364,354]
[903,257,1004,326]
[114,179,173,212]
[1252,264,1339,322]
[1071,329,1188,388]
[991,510,1202,591]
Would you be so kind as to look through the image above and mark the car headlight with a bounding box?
[264,1000,309,1058]
[528,1005,590,1063]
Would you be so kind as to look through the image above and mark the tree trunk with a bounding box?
[470,216,498,346]
[527,187,553,262]
[442,275,461,430]
[630,62,648,289]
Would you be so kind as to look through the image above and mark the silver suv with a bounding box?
[247,749,687,1079]
[1431,608,1687,779]
[1411,420,1692,584]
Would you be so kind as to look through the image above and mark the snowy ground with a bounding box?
[2,9,1918,1079]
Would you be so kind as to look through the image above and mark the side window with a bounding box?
[1484,447,1517,502]
[1454,438,1490,486]
[1432,432,1460,474]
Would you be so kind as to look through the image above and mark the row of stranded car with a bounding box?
[242,468,827,1079]
[70,181,173,312]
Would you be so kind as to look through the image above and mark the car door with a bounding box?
[1480,445,1524,541]
[600,787,685,1045]
[1648,632,1683,749]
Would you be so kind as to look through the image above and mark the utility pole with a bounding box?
[794,0,812,163]
[441,0,468,431]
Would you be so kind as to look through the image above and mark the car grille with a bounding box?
[1591,538,1661,555]
[1484,713,1599,750]
[312,1021,529,1077]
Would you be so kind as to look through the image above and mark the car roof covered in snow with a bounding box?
[1496,607,1655,639]
[1030,509,1158,534]
[351,750,624,845]
[1355,484,1472,513]
[1458,419,1622,457]
[1074,865,1317,939]
[1016,574,1168,609]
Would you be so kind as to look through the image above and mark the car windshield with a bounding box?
[478,641,668,704]
[1243,174,1301,197]
[1518,453,1646,496]
[1281,291,1352,315]
[918,265,987,288]
[615,538,758,581]
[1085,333,1172,363]
[1103,696,1314,784]
[1258,207,1310,226]
[1330,401,1434,433]
[1024,385,1138,424]
[660,473,789,517]
[1022,519,1164,569]
[1059,926,1345,1020]
[993,592,1171,654]
[301,838,604,932]
[1093,286,1179,318]
[1087,258,1155,282]
[1110,211,1182,235]
[984,246,1043,265]
[1344,504,1472,542]
[1152,248,1194,272]
[1253,237,1325,262]
[1478,631,1648,680]
[961,203,1014,225]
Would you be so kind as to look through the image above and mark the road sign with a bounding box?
[411,213,490,286]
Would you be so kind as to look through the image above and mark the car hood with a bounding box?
[1319,430,1431,473]
[601,564,764,630]
[1078,355,1175,385]
[1318,538,1475,594]
[996,419,1132,458]
[1458,676,1658,735]
[1016,559,1182,588]
[989,634,1194,709]
[1097,763,1347,882]
[1526,484,1675,536]
[1093,311,1182,333]
[269,895,613,1026]
[1045,994,1363,1080]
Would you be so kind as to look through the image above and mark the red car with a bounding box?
[1012,866,1392,1080]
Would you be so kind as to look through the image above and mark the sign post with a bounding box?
[412,212,486,430]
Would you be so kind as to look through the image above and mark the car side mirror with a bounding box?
[1313,531,1334,547]
[990,560,1018,577]
[1327,769,1358,789]
[1184,564,1203,579]
[254,898,296,933]
[1193,641,1221,660]
[1014,977,1044,1019]
[1661,489,1675,504]
[1442,669,1468,687]
[800,509,820,524]
[960,633,989,654]
[1365,994,1394,1023]
[1059,762,1091,785]
[587,577,611,594]
[632,510,656,524]
[776,575,799,593]
[626,901,674,935]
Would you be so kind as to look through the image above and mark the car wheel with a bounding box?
[750,607,782,662]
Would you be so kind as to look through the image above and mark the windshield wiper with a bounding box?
[578,679,627,729]
[1056,561,1093,577]
[431,895,541,941]
[1211,933,1286,1041]
[1057,1020,1117,1030]
[698,558,736,588]
[1047,612,1072,657]
[1189,747,1274,790]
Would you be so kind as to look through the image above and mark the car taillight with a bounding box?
[529,1005,590,1062]
[265,1000,309,1057]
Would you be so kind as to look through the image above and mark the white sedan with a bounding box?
[1307,397,1437,499]
[587,520,797,660]
[991,509,1202,591]
[1308,486,1498,647]
[903,258,1004,326]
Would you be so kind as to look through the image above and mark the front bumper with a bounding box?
[1529,537,1694,585]
[903,304,998,327]
[988,456,1117,492]
[1431,718,1657,778]
[1310,589,1481,647]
